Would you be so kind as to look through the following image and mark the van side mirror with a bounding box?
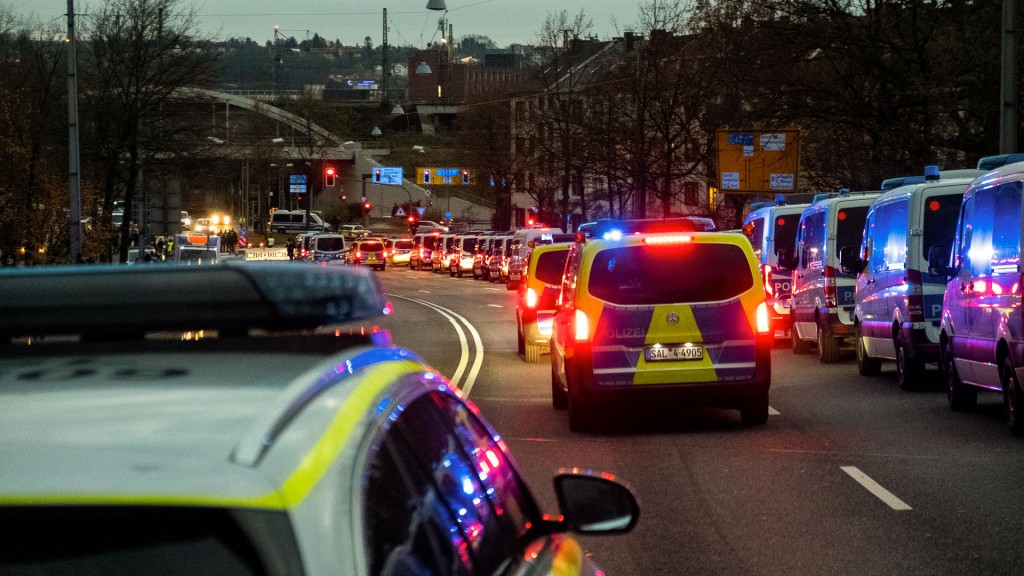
[776,248,797,271]
[839,245,864,274]
[927,245,950,277]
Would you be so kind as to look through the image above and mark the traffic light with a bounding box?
[422,168,431,184]
[325,166,336,187]
[363,201,372,212]
[461,169,470,185]
[373,169,381,183]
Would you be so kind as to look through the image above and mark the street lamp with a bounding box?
[370,126,382,137]
[415,61,432,75]
[426,0,446,10]
[391,103,405,115]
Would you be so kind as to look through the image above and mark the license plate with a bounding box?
[367,256,377,263]
[783,299,791,309]
[645,345,703,361]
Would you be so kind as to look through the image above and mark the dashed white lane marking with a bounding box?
[417,290,431,293]
[840,466,912,511]
[768,406,781,416]
[487,304,503,308]
[484,287,501,291]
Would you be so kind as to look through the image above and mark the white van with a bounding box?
[269,210,328,234]
[789,191,880,362]
[310,234,346,264]
[742,199,809,339]
[507,226,564,286]
[844,172,981,387]
[936,162,1024,432]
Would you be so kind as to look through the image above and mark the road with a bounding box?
[375,266,1024,575]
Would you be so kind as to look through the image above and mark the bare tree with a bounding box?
[81,0,219,261]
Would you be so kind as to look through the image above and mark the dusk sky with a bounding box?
[10,0,651,48]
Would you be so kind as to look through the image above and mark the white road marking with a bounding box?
[386,293,485,396]
[840,466,912,511]
[484,287,501,291]
[768,406,781,416]
[487,304,503,308]
[417,290,431,293]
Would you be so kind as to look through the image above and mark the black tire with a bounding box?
[945,340,977,411]
[1002,355,1024,436]
[551,360,567,410]
[457,267,464,278]
[567,362,598,432]
[740,395,769,426]
[856,324,882,376]
[517,322,525,355]
[792,321,812,354]
[449,267,456,277]
[817,326,841,363]
[896,334,925,390]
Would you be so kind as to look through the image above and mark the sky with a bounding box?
[9,0,648,49]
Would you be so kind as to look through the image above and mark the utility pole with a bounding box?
[381,8,389,108]
[66,0,83,262]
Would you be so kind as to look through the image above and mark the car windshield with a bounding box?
[534,250,569,285]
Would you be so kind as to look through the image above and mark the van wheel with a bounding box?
[551,361,567,410]
[856,325,882,376]
[1002,356,1024,436]
[449,267,456,277]
[817,327,841,363]
[740,394,769,426]
[896,335,925,390]
[567,363,598,432]
[792,320,812,354]
[946,341,977,411]
[517,323,526,355]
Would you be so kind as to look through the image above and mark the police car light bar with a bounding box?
[0,263,386,340]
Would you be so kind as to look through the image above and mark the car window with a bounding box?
[534,250,569,286]
[966,181,1023,277]
[772,213,799,257]
[395,240,414,249]
[799,210,825,269]
[835,205,869,261]
[922,191,963,257]
[316,237,345,252]
[360,241,384,251]
[588,244,754,305]
[363,392,534,576]
[868,200,908,273]
[746,216,764,260]
[1,506,298,576]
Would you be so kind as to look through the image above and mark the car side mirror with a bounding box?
[553,470,639,534]
[838,245,864,274]
[927,244,950,277]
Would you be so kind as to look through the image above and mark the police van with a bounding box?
[742,198,809,339]
[789,190,880,362]
[936,162,1024,433]
[843,168,982,387]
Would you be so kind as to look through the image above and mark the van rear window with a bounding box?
[316,237,345,251]
[835,206,869,254]
[587,244,753,304]
[534,250,569,285]
[394,240,414,249]
[773,214,800,257]
[360,241,384,251]
[420,236,437,249]
[922,192,963,256]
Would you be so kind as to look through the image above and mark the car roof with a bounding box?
[0,264,410,509]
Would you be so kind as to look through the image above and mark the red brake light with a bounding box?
[574,309,590,342]
[824,266,837,307]
[643,234,693,245]
[356,250,362,258]
[525,288,539,309]
[756,301,771,334]
[762,264,773,297]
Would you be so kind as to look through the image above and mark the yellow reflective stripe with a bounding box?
[1,360,426,511]
[550,537,585,576]
[0,492,286,509]
[278,359,423,508]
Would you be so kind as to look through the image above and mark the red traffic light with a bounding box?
[363,202,372,211]
[325,167,336,177]
[325,166,336,186]
[407,216,416,223]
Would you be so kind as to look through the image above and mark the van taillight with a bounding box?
[762,264,773,297]
[574,309,590,342]
[756,301,771,334]
[525,288,539,309]
[356,250,362,259]
[824,265,837,307]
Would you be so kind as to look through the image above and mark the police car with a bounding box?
[517,242,573,363]
[0,263,639,574]
[742,198,809,339]
[549,230,773,432]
